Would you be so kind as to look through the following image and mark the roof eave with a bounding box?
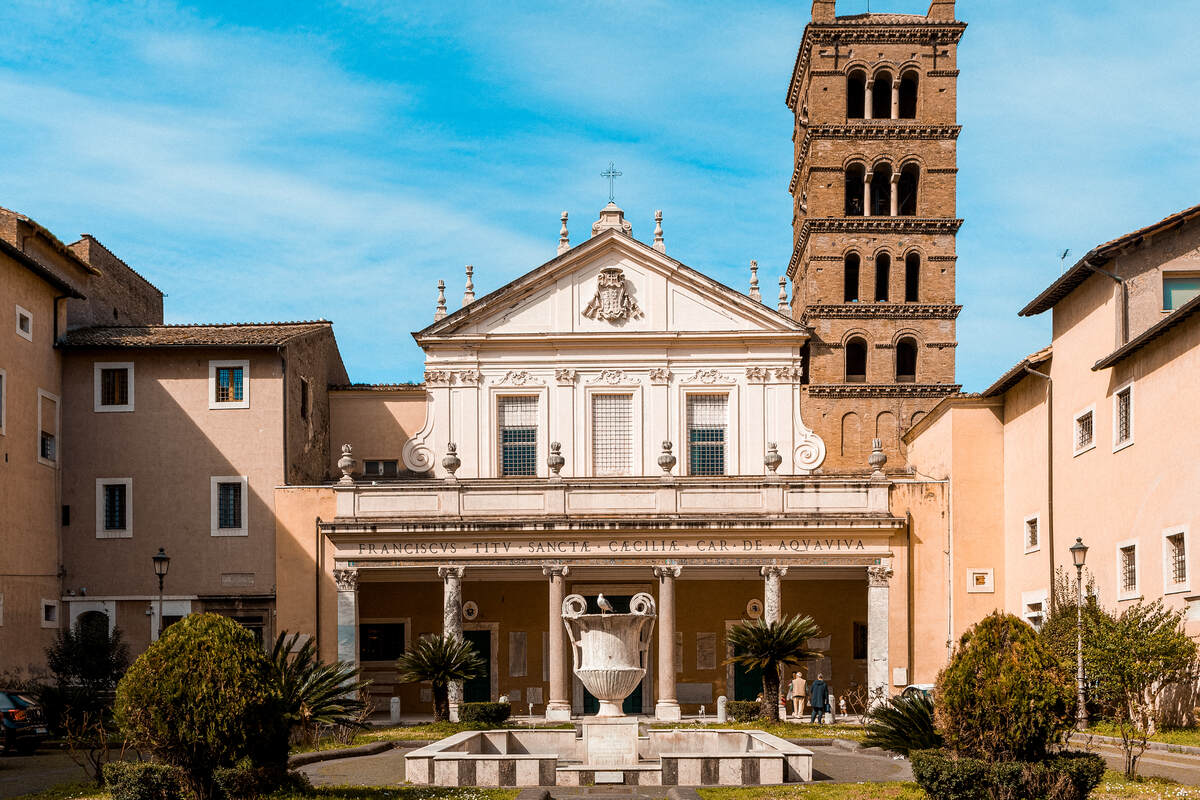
[0,238,85,298]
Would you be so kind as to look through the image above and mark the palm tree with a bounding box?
[862,692,943,755]
[270,631,371,746]
[726,614,823,721]
[396,634,485,722]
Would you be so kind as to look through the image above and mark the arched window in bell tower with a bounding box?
[896,337,918,382]
[898,164,919,216]
[899,71,919,119]
[844,163,865,216]
[874,252,891,302]
[870,164,892,217]
[844,253,860,302]
[905,252,920,302]
[847,70,866,119]
[871,70,893,120]
[845,337,867,383]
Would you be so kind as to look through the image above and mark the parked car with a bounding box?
[0,691,48,755]
[901,683,935,700]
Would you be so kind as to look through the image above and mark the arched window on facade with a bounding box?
[844,163,865,216]
[870,164,892,217]
[896,337,918,383]
[847,70,866,119]
[844,253,860,302]
[898,163,919,216]
[874,252,891,302]
[872,71,893,119]
[905,252,920,302]
[845,337,867,383]
[899,71,918,118]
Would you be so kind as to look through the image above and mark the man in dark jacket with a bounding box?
[808,673,829,724]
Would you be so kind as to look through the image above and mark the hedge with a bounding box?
[103,761,188,800]
[911,749,1106,800]
[459,701,512,725]
[726,700,760,722]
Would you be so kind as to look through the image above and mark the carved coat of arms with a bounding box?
[583,268,643,322]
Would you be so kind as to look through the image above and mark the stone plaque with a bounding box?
[509,631,527,677]
[527,686,544,706]
[582,718,640,767]
[695,632,716,671]
[677,682,713,704]
[508,688,521,701]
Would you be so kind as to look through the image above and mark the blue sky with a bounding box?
[3,0,1198,390]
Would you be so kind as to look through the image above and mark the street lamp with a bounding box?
[1070,537,1089,731]
[152,548,170,642]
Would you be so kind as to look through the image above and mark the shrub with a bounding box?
[114,614,288,800]
[911,749,1105,800]
[269,631,369,746]
[726,700,760,722]
[103,761,188,800]
[212,763,310,800]
[395,634,485,722]
[725,615,823,721]
[863,692,943,756]
[935,612,1074,761]
[459,701,512,725]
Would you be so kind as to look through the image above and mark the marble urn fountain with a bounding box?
[560,591,656,717]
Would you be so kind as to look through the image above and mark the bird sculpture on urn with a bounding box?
[597,594,614,614]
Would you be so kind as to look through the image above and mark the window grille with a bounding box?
[364,460,399,478]
[40,431,55,461]
[101,368,128,406]
[1120,545,1137,594]
[218,482,242,529]
[1168,533,1187,585]
[104,484,126,530]
[1116,388,1131,444]
[687,394,727,476]
[1075,411,1093,450]
[499,396,538,476]
[1025,518,1039,550]
[592,394,633,476]
[216,367,244,403]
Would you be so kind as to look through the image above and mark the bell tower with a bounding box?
[788,0,966,472]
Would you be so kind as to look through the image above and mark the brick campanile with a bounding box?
[788,0,965,472]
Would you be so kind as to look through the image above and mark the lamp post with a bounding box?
[1070,537,1088,731]
[152,547,170,642]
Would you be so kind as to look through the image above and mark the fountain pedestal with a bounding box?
[582,718,641,767]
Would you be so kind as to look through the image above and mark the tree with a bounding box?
[270,631,371,746]
[114,614,287,800]
[725,614,823,722]
[935,612,1075,762]
[1084,600,1198,779]
[396,634,485,722]
[863,692,943,756]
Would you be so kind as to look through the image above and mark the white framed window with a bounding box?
[0,367,6,435]
[1021,589,1048,631]
[1117,539,1139,601]
[1112,383,1133,451]
[1163,273,1200,311]
[95,478,133,539]
[208,359,250,409]
[15,305,32,341]
[363,459,399,478]
[93,362,135,412]
[687,393,729,476]
[37,389,59,466]
[210,476,249,536]
[1024,514,1040,554]
[1073,405,1095,456]
[1163,527,1189,594]
[41,599,59,628]
[966,568,994,593]
[498,395,538,477]
[591,393,633,476]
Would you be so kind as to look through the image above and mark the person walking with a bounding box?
[790,671,807,719]
[809,673,829,724]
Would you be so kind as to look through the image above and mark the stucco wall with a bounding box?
[283,331,349,484]
[329,388,431,477]
[65,235,163,329]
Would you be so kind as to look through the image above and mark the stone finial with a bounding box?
[463,265,475,305]
[658,441,677,478]
[764,442,782,475]
[652,210,665,253]
[548,441,565,479]
[337,444,356,485]
[777,276,789,313]
[749,261,762,303]
[434,279,447,321]
[442,442,461,480]
[592,202,633,237]
[869,438,887,478]
[557,212,570,255]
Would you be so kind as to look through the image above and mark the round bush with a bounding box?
[458,701,511,725]
[114,614,287,798]
[726,700,761,722]
[911,749,1105,800]
[935,612,1075,761]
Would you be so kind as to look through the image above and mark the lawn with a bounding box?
[10,787,518,800]
[293,722,577,753]
[649,720,865,742]
[1086,722,1200,749]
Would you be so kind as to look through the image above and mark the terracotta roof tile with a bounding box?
[61,321,331,348]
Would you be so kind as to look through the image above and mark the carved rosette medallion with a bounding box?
[583,267,643,322]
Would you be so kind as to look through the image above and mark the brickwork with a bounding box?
[788,0,965,472]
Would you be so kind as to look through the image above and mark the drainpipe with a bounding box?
[1082,259,1128,346]
[315,516,323,655]
[1024,365,1054,608]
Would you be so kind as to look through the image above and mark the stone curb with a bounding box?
[1069,733,1200,758]
[288,740,395,767]
[785,737,863,751]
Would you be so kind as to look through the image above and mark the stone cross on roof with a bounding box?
[601,161,622,203]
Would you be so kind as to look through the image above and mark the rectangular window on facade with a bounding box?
[41,600,58,628]
[94,478,133,538]
[592,393,633,476]
[498,395,538,477]
[15,305,32,341]
[38,390,58,466]
[105,484,126,530]
[852,621,868,660]
[1073,407,1094,455]
[209,360,250,409]
[360,622,406,661]
[211,476,249,536]
[299,377,310,420]
[1024,515,1040,553]
[967,568,995,593]
[1113,385,1133,450]
[1023,597,1045,631]
[1119,543,1138,598]
[687,394,728,476]
[1163,274,1200,311]
[94,362,134,412]
[364,460,399,478]
[1164,529,1189,592]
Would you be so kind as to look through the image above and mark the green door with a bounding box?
[732,641,762,702]
[463,630,491,703]
[580,595,644,715]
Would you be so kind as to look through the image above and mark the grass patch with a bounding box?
[268,789,518,800]
[7,782,107,800]
[649,721,865,742]
[1086,721,1200,748]
[292,722,576,753]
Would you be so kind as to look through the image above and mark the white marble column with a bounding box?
[863,173,873,217]
[439,566,466,720]
[334,568,359,670]
[867,565,893,703]
[762,566,788,624]
[890,82,900,119]
[889,172,900,217]
[654,565,682,721]
[543,565,572,721]
[864,79,874,120]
